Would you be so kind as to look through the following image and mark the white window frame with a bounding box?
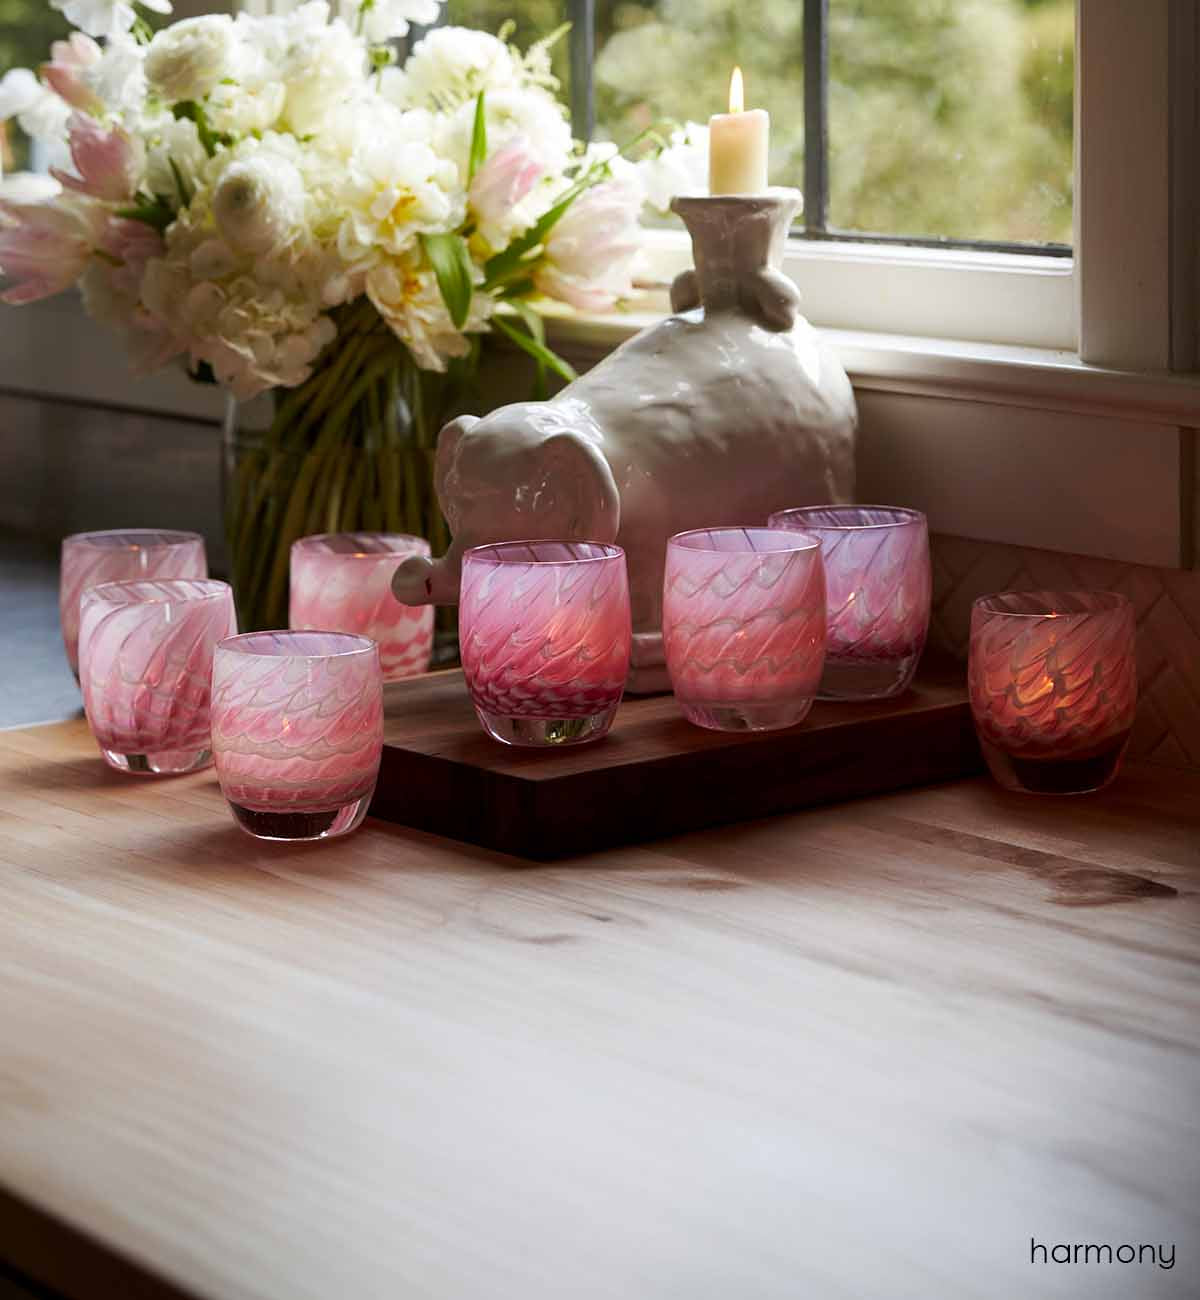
[1,0,1197,564]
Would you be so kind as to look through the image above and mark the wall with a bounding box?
[3,386,1199,771]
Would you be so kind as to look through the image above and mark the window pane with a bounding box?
[0,0,70,172]
[593,1,804,176]
[828,0,1074,247]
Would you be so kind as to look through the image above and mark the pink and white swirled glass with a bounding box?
[60,529,208,679]
[459,541,631,747]
[289,533,434,681]
[968,591,1136,795]
[211,631,383,840]
[768,505,930,700]
[663,527,826,732]
[78,578,236,775]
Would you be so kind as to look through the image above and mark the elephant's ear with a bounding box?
[434,414,479,523]
[540,431,621,541]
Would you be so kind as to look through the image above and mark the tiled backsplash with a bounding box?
[930,535,1200,771]
[3,388,1198,771]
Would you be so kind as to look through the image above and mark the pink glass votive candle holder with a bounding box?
[78,578,236,776]
[968,591,1137,795]
[211,631,384,841]
[289,532,434,681]
[60,529,208,679]
[663,527,826,732]
[768,505,930,700]
[458,541,632,747]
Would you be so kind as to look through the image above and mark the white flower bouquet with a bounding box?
[0,0,693,629]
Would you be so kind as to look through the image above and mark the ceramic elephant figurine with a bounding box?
[393,189,857,692]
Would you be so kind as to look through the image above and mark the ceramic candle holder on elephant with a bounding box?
[211,631,383,841]
[289,532,433,682]
[663,528,826,732]
[768,505,930,700]
[390,188,856,696]
[967,591,1137,795]
[458,541,632,748]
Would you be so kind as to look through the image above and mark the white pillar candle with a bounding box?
[708,67,770,195]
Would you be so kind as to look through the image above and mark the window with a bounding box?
[448,0,1074,255]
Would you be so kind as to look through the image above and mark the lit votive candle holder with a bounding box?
[78,578,236,776]
[968,591,1137,795]
[768,505,930,700]
[459,541,631,747]
[60,529,208,679]
[211,631,383,841]
[289,532,434,681]
[663,527,826,732]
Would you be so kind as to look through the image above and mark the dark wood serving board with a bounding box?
[371,660,983,859]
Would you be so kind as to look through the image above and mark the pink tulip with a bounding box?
[468,138,543,237]
[534,179,643,313]
[0,193,106,303]
[40,33,103,113]
[52,112,144,202]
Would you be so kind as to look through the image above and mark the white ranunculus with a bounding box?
[212,145,308,256]
[50,0,169,40]
[360,0,442,46]
[144,15,238,104]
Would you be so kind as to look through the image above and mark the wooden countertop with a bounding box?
[0,718,1197,1300]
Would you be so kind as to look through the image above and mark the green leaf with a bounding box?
[492,312,577,387]
[167,155,192,207]
[172,101,232,158]
[481,153,615,292]
[115,194,175,233]
[467,91,487,184]
[506,298,546,346]
[420,231,474,331]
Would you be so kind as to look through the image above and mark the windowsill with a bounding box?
[545,306,1200,425]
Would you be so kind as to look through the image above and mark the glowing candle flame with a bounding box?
[729,66,744,114]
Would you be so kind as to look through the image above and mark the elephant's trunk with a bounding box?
[392,542,463,606]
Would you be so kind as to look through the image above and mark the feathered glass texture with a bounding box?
[968,591,1137,794]
[78,578,236,776]
[289,532,434,682]
[459,541,632,747]
[60,529,207,679]
[768,506,930,700]
[663,527,826,732]
[211,631,383,841]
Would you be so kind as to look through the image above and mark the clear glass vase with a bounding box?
[220,304,467,643]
